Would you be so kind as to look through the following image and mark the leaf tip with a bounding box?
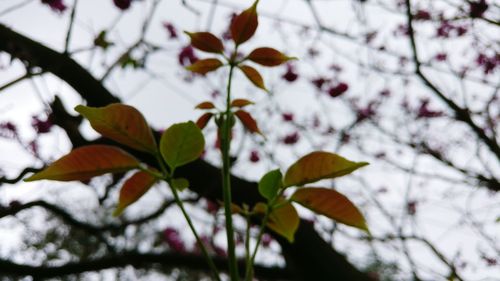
[358,162,370,168]
[360,221,370,235]
[23,176,36,182]
[74,104,86,114]
[112,206,124,217]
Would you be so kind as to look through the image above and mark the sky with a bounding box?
[0,0,499,280]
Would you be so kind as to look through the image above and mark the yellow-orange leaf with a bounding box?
[195,101,216,110]
[75,104,157,154]
[185,31,224,54]
[234,110,263,136]
[238,65,266,90]
[283,151,369,187]
[196,112,213,129]
[186,58,223,74]
[230,99,254,108]
[291,187,369,232]
[247,47,295,67]
[254,201,299,242]
[113,171,157,216]
[230,0,259,45]
[24,145,140,182]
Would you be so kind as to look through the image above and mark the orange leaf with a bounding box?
[234,110,263,136]
[291,187,369,232]
[24,145,140,182]
[283,151,368,187]
[254,201,300,242]
[230,0,259,45]
[186,58,223,74]
[113,170,157,216]
[185,31,224,54]
[195,101,216,110]
[238,65,266,90]
[196,112,213,129]
[75,104,157,154]
[230,99,254,108]
[247,47,295,67]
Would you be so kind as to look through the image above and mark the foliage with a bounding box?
[22,2,369,280]
[0,0,498,280]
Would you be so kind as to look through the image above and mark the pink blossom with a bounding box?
[113,0,132,10]
[414,10,431,21]
[311,77,328,90]
[249,150,260,163]
[328,82,349,97]
[434,53,447,62]
[41,0,66,12]
[162,22,178,39]
[0,122,18,139]
[31,116,52,134]
[282,113,294,122]
[416,99,443,118]
[178,45,198,66]
[163,227,186,253]
[282,64,298,82]
[283,132,299,145]
[469,0,488,18]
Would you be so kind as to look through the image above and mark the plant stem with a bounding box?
[155,154,221,281]
[244,212,251,277]
[244,206,271,281]
[221,61,239,281]
[244,190,285,281]
[170,181,221,281]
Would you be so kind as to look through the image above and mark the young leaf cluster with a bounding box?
[25,103,205,217]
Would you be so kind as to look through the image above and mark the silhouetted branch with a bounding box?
[405,0,500,162]
[0,251,295,280]
[0,167,41,185]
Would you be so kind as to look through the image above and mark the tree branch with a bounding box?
[0,23,119,107]
[0,251,295,280]
[404,0,500,162]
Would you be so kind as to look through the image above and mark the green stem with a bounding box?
[244,206,271,281]
[155,154,221,281]
[244,191,285,281]
[244,212,251,277]
[170,180,221,281]
[221,61,239,281]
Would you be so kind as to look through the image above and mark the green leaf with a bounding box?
[24,145,140,182]
[75,104,157,154]
[171,177,189,191]
[291,187,369,233]
[160,121,205,170]
[113,170,157,216]
[283,151,369,187]
[258,169,282,201]
[254,201,299,243]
